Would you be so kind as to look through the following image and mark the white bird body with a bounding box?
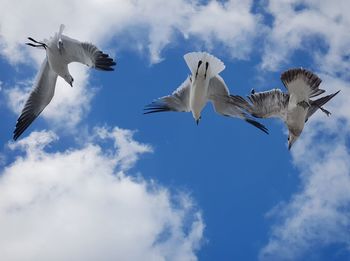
[285,72,314,140]
[184,52,225,122]
[286,91,308,136]
[247,68,339,149]
[13,24,116,140]
[46,35,72,85]
[286,103,306,137]
[145,52,269,133]
[189,69,210,121]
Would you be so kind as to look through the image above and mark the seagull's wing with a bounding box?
[61,35,116,71]
[247,89,289,121]
[144,77,191,114]
[306,90,340,122]
[13,58,58,140]
[281,68,325,99]
[207,74,230,98]
[208,75,269,134]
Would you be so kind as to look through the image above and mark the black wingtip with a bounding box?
[27,37,37,42]
[143,101,173,115]
[144,107,167,114]
[12,114,37,141]
[245,118,269,134]
[95,52,117,71]
[13,128,24,141]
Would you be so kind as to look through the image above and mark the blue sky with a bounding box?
[1,1,350,260]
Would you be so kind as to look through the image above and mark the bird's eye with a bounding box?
[288,137,290,141]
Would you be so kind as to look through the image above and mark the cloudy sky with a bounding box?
[1,0,350,260]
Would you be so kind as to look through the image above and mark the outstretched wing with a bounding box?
[208,75,269,134]
[247,89,289,121]
[13,58,58,140]
[281,68,325,99]
[61,35,116,71]
[144,77,191,114]
[306,90,340,121]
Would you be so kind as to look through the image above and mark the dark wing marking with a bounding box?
[281,68,325,98]
[306,90,340,122]
[208,75,268,134]
[247,89,289,121]
[61,35,116,71]
[144,77,191,114]
[244,118,269,134]
[13,58,58,140]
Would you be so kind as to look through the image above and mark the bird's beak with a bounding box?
[288,134,297,150]
[196,119,200,126]
[69,82,73,87]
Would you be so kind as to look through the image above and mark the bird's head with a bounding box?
[287,130,300,150]
[64,74,74,87]
[193,113,202,125]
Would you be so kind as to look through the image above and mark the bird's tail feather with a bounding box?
[184,52,225,78]
[58,24,65,37]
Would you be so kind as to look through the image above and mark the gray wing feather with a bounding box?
[247,89,289,121]
[208,75,229,99]
[61,35,116,71]
[281,68,325,98]
[144,77,191,114]
[208,76,268,134]
[306,90,340,121]
[208,75,242,116]
[13,58,58,140]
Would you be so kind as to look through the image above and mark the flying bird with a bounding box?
[144,52,268,134]
[247,68,339,149]
[13,24,116,140]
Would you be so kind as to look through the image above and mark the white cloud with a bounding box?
[0,0,263,64]
[0,0,264,132]
[258,1,350,258]
[262,0,350,75]
[260,74,350,260]
[0,127,204,261]
[5,80,31,115]
[186,0,264,59]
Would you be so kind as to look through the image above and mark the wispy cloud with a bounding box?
[2,2,350,259]
[0,0,264,132]
[0,127,204,261]
[0,0,263,64]
[258,1,350,259]
[260,73,350,260]
[261,0,350,75]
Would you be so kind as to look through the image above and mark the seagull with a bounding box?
[144,52,268,134]
[13,24,116,140]
[247,68,339,149]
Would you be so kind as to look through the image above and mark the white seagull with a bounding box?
[247,68,339,149]
[144,52,268,134]
[13,24,116,140]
